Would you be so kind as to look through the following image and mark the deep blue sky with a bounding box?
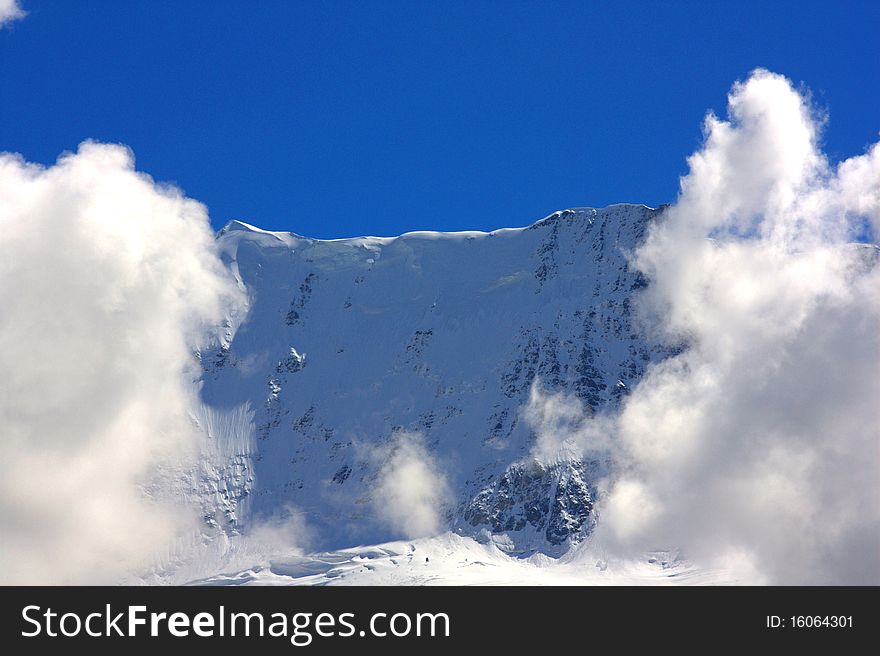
[1,1,878,238]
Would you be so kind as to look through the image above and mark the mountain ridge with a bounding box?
[217,203,663,242]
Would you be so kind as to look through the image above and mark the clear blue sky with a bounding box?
[1,1,878,238]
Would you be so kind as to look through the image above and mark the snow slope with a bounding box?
[193,532,738,586]
[195,531,741,585]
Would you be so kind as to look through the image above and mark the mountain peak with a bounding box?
[218,219,271,236]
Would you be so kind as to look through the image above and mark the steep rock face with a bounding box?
[194,204,669,553]
[462,459,603,550]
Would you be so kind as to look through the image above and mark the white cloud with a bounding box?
[372,432,450,539]
[0,0,25,28]
[592,70,880,584]
[0,141,243,583]
[525,380,614,466]
[146,504,311,584]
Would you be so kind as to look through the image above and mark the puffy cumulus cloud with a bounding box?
[593,70,880,584]
[0,0,25,28]
[0,142,243,583]
[372,432,450,539]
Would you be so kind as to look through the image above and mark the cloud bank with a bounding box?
[372,433,450,539]
[0,0,25,28]
[543,69,879,584]
[0,142,243,583]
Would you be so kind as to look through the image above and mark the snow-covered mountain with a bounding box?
[188,204,673,563]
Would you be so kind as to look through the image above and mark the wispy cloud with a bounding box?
[0,0,26,28]
[525,380,614,466]
[371,432,450,539]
